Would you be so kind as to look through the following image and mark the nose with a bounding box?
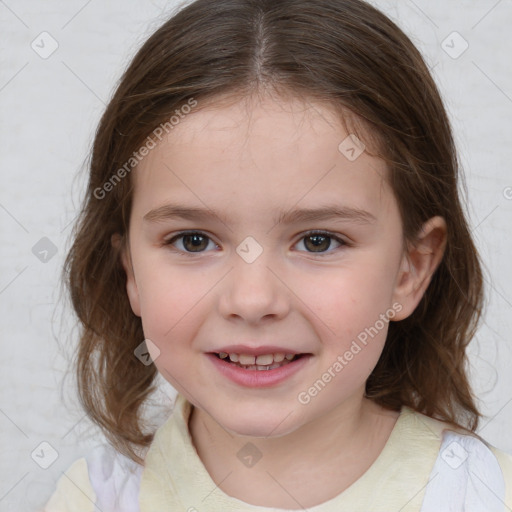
[217,253,291,325]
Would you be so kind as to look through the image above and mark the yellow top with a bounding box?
[44,394,512,511]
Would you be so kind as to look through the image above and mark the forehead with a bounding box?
[150,93,376,156]
[131,94,392,221]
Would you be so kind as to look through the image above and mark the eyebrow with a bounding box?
[143,203,376,226]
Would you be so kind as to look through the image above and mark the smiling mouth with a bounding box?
[212,352,305,371]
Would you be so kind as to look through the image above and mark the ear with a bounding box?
[391,216,447,321]
[112,233,141,317]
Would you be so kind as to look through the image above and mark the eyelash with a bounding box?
[163,230,349,256]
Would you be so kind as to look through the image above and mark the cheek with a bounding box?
[295,256,398,338]
[294,269,395,408]
[136,271,209,386]
[133,259,209,348]
[290,254,399,393]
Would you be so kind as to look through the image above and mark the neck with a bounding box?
[188,393,399,509]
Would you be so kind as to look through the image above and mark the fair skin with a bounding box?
[121,93,447,508]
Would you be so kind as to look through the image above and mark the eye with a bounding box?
[164,231,219,254]
[294,231,347,254]
[163,230,348,255]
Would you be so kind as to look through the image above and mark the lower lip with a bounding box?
[207,353,311,388]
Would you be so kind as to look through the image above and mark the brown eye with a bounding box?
[295,231,345,254]
[182,234,209,252]
[304,234,332,252]
[165,231,217,253]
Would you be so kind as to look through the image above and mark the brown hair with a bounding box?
[64,0,483,464]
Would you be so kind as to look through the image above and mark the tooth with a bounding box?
[218,352,228,359]
[285,354,295,360]
[229,353,239,362]
[255,354,273,365]
[239,354,256,365]
[273,353,285,362]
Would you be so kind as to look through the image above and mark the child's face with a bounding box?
[123,94,412,437]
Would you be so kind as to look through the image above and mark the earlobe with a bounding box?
[392,216,447,321]
[112,233,141,317]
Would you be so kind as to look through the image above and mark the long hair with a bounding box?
[64,0,483,464]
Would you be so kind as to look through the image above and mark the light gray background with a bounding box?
[1,1,511,510]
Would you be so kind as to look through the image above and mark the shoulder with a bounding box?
[44,444,144,512]
[490,446,512,507]
[401,408,512,511]
[43,457,95,512]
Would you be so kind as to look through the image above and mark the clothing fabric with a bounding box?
[44,394,512,511]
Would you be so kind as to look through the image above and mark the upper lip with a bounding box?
[210,344,305,356]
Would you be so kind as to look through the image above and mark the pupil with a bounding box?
[184,234,207,252]
[306,235,330,252]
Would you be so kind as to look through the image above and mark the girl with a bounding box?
[45,0,512,510]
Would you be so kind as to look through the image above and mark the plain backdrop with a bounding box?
[1,0,511,510]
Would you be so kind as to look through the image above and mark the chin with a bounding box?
[214,405,301,439]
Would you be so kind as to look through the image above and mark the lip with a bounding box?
[212,344,302,356]
[206,352,312,388]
